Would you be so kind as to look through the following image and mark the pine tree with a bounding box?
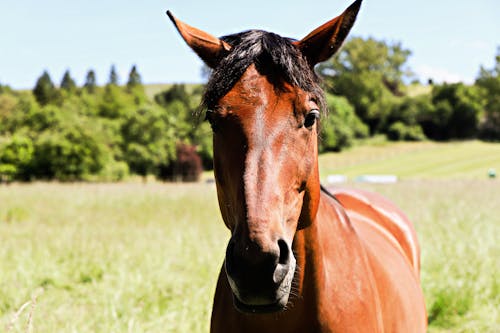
[33,71,57,106]
[84,69,97,93]
[126,65,142,89]
[108,65,119,85]
[60,70,77,93]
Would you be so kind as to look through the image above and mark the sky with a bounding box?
[0,0,498,89]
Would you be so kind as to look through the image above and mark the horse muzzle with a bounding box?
[224,238,296,313]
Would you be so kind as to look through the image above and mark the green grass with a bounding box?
[0,183,227,332]
[1,142,499,332]
[319,140,500,180]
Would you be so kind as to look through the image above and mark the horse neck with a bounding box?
[293,192,366,304]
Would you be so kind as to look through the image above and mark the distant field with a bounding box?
[1,141,499,332]
[405,83,432,97]
[144,83,203,99]
[143,83,173,98]
[319,140,500,181]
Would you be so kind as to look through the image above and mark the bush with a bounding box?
[158,143,202,182]
[320,94,369,152]
[0,164,16,183]
[387,121,426,141]
[388,94,433,127]
[478,111,500,141]
[0,134,34,181]
[96,160,129,182]
[420,83,484,140]
[32,126,105,181]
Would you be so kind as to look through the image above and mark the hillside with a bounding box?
[318,140,500,180]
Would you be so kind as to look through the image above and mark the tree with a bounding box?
[125,65,146,105]
[0,83,13,94]
[319,94,369,152]
[22,104,65,133]
[419,83,484,140]
[154,84,191,108]
[1,93,40,136]
[60,70,77,93]
[319,37,413,133]
[99,84,130,118]
[108,65,119,85]
[126,65,142,89]
[154,84,215,169]
[33,71,58,106]
[475,47,500,141]
[0,92,18,135]
[121,105,177,178]
[83,69,97,93]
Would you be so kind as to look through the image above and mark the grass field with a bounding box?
[1,141,499,332]
[319,140,500,180]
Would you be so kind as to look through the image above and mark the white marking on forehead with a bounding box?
[253,103,266,148]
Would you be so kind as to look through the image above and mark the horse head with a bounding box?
[168,0,361,313]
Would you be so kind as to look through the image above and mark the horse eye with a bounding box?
[304,109,320,128]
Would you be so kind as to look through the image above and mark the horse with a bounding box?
[167,0,427,331]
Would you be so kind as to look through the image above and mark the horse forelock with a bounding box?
[201,30,326,114]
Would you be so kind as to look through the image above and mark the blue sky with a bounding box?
[0,0,498,89]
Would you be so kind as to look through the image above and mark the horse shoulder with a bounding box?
[328,187,421,274]
[326,187,427,332]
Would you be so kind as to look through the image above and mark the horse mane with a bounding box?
[201,30,326,112]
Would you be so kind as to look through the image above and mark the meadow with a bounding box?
[1,141,499,332]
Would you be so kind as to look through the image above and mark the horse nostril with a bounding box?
[277,239,290,265]
[273,239,291,285]
[225,238,291,287]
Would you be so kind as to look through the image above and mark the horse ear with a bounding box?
[167,11,232,69]
[294,0,362,67]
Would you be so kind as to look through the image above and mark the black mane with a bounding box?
[202,30,325,112]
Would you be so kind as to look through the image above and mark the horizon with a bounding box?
[1,0,498,90]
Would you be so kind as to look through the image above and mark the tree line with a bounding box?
[319,38,500,148]
[0,38,499,182]
[0,64,209,182]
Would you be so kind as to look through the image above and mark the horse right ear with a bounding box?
[167,11,232,69]
[294,0,362,67]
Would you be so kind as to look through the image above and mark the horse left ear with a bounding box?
[167,11,232,69]
[294,0,362,67]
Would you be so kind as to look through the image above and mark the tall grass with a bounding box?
[1,180,498,332]
[0,183,227,332]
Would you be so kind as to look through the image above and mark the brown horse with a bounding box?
[167,0,427,331]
